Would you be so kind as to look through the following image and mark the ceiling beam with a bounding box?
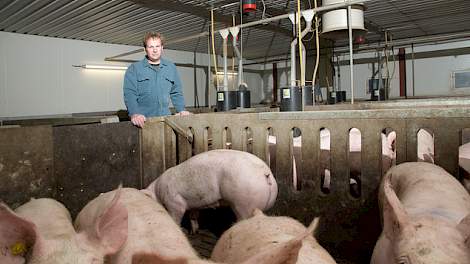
[129,0,292,36]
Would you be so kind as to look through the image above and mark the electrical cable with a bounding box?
[297,0,304,87]
[211,9,219,89]
[312,0,320,92]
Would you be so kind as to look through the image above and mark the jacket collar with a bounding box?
[142,57,168,69]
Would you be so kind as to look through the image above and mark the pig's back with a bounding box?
[76,188,198,263]
[15,198,75,239]
[157,149,273,207]
[384,162,470,221]
[212,214,336,264]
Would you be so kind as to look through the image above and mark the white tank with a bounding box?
[321,0,366,39]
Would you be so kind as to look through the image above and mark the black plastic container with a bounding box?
[237,90,251,108]
[280,86,302,112]
[337,91,347,102]
[327,91,337,104]
[303,85,313,106]
[370,89,385,101]
[216,91,238,111]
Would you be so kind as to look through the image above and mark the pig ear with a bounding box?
[306,217,320,235]
[388,131,396,151]
[242,222,314,264]
[241,233,304,264]
[383,180,410,241]
[457,214,470,248]
[0,203,38,261]
[139,189,156,200]
[132,253,189,264]
[91,188,128,255]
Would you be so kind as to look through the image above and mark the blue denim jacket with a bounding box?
[123,57,185,117]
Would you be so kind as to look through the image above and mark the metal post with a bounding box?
[207,32,211,107]
[378,51,382,101]
[347,4,354,104]
[412,43,415,97]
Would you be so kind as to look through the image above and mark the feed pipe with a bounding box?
[105,0,370,61]
[229,26,244,87]
[220,29,230,91]
[289,11,314,87]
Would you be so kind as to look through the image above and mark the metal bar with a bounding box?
[398,48,407,97]
[334,31,470,54]
[348,4,354,104]
[412,43,415,97]
[106,0,370,60]
[163,118,193,144]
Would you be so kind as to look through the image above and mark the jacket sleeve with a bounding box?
[123,65,141,116]
[169,65,186,113]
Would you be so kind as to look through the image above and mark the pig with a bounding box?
[414,129,470,191]
[417,129,434,163]
[371,162,470,264]
[144,149,278,232]
[0,196,127,264]
[268,128,396,192]
[75,187,302,264]
[459,142,470,191]
[211,209,337,264]
[321,128,397,176]
[75,187,200,264]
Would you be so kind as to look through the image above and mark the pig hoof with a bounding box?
[190,219,199,234]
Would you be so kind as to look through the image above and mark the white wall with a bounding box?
[0,31,262,118]
[337,39,470,100]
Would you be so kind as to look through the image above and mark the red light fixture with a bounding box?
[242,0,256,13]
[355,35,366,44]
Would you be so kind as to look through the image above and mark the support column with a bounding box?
[399,48,407,98]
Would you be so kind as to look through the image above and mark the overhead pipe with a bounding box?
[229,26,244,87]
[211,9,219,89]
[347,5,355,104]
[289,13,298,87]
[311,0,320,106]
[301,10,315,85]
[411,43,415,96]
[219,29,230,91]
[288,11,313,87]
[106,0,371,62]
[296,0,303,88]
[377,51,382,101]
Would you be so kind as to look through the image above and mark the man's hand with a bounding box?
[130,114,146,128]
[175,110,191,116]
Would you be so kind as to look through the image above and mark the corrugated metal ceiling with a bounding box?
[1,0,470,61]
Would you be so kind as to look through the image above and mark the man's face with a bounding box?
[145,37,163,63]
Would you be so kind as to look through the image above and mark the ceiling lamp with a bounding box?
[73,64,128,70]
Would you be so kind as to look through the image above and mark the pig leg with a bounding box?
[231,203,255,221]
[165,194,187,225]
[189,210,199,234]
[321,169,331,193]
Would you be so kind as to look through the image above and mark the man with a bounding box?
[123,32,190,127]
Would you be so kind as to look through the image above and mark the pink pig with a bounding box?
[145,149,278,231]
[0,197,127,264]
[76,187,302,264]
[75,187,201,264]
[211,209,337,264]
[371,162,470,264]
